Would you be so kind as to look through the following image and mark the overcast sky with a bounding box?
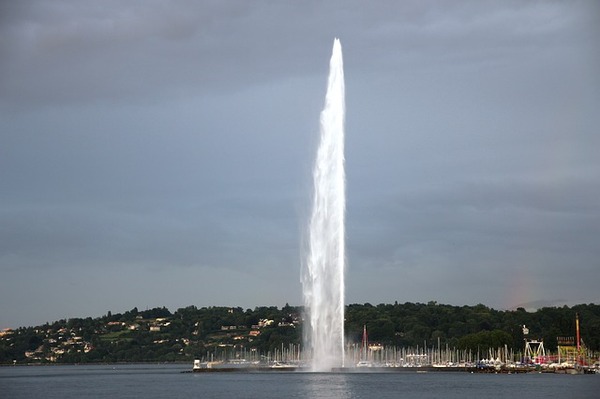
[1,1,599,328]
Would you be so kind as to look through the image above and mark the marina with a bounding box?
[191,319,599,375]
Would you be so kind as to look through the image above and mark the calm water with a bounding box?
[1,364,599,398]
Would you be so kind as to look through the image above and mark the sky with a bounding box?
[1,1,599,328]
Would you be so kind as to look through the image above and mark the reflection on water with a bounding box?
[302,373,352,399]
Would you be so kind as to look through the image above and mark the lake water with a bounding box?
[1,364,599,398]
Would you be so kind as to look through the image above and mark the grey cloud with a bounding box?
[1,0,598,327]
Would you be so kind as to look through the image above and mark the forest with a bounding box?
[1,302,598,364]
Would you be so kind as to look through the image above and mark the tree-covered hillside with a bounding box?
[1,302,598,364]
[344,302,600,352]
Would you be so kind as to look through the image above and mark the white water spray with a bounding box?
[302,38,345,372]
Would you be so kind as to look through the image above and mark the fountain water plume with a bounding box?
[302,38,345,372]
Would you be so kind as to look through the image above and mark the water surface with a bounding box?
[1,364,598,398]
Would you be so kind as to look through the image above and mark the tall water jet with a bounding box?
[302,38,346,372]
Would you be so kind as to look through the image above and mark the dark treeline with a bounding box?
[1,302,598,364]
[344,302,599,353]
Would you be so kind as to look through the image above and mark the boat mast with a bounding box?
[361,325,368,361]
[576,313,581,351]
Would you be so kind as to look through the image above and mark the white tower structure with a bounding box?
[523,325,546,364]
